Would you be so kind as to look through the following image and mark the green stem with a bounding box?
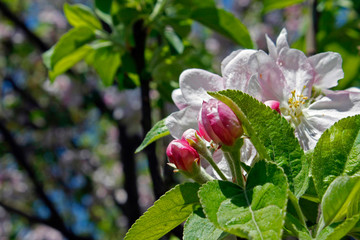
[190,167,214,184]
[148,0,168,24]
[223,151,236,182]
[222,138,245,187]
[315,215,325,238]
[199,148,227,181]
[289,191,307,227]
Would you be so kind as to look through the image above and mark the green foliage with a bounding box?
[49,45,92,82]
[190,8,253,48]
[321,175,360,226]
[124,182,200,240]
[135,118,169,153]
[94,0,113,25]
[183,208,227,240]
[64,3,102,30]
[86,43,121,86]
[42,27,95,81]
[210,90,308,197]
[284,213,312,240]
[262,0,305,14]
[199,161,288,239]
[164,28,184,55]
[316,215,360,240]
[311,115,360,197]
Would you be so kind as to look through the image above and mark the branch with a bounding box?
[0,201,48,225]
[131,19,165,199]
[306,0,318,56]
[0,120,93,240]
[0,1,49,52]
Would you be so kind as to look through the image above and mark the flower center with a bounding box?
[283,86,308,126]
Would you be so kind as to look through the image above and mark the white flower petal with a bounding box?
[266,34,277,59]
[299,91,360,150]
[249,51,288,102]
[308,52,344,89]
[277,48,314,97]
[276,28,289,51]
[241,138,258,166]
[165,106,199,139]
[222,50,257,91]
[208,149,232,180]
[247,75,263,101]
[221,49,242,73]
[171,88,187,110]
[180,69,224,108]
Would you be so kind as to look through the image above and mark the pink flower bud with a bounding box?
[198,99,243,146]
[182,129,202,143]
[166,139,200,172]
[264,100,281,114]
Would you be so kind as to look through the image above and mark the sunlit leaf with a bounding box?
[322,175,360,225]
[183,208,227,240]
[135,118,170,153]
[317,215,360,240]
[190,8,253,48]
[86,44,121,86]
[199,161,288,239]
[311,115,360,197]
[50,27,95,70]
[49,45,92,82]
[124,183,200,240]
[262,0,305,13]
[95,0,113,25]
[64,3,102,30]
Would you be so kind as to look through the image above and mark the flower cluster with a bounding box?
[165,29,360,181]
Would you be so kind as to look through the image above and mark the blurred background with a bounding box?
[0,0,359,239]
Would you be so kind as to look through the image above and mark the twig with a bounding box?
[306,0,318,56]
[0,120,93,240]
[131,19,164,199]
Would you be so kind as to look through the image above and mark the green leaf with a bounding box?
[135,118,170,153]
[322,175,360,226]
[50,27,95,70]
[184,208,227,240]
[42,46,54,69]
[210,90,308,197]
[190,8,253,48]
[199,160,288,239]
[86,44,121,86]
[64,3,102,30]
[311,115,360,198]
[124,182,200,240]
[95,0,112,25]
[164,28,184,54]
[262,0,305,14]
[284,213,312,240]
[49,45,92,82]
[317,215,360,240]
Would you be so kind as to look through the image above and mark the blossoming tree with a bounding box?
[127,29,360,240]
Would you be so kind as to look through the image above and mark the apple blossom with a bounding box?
[198,99,243,146]
[166,139,200,173]
[264,100,281,114]
[166,28,360,152]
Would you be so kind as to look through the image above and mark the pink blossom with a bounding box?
[166,29,360,152]
[198,99,243,146]
[264,100,281,114]
[166,140,200,172]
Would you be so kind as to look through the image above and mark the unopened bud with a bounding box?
[198,99,243,146]
[264,100,281,114]
[181,129,202,144]
[166,139,200,172]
